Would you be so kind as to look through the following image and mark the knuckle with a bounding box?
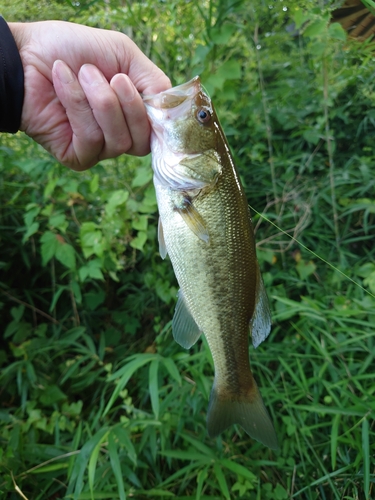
[94,92,118,113]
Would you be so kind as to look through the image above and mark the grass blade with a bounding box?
[88,431,109,500]
[362,417,370,500]
[331,414,340,470]
[213,463,230,500]
[108,432,126,500]
[220,458,257,484]
[196,467,208,500]
[149,358,160,420]
[103,354,157,417]
[67,427,109,499]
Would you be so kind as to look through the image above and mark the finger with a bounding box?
[110,73,151,156]
[114,33,172,95]
[52,60,104,170]
[79,64,135,159]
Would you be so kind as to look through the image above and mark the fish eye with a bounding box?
[196,108,211,124]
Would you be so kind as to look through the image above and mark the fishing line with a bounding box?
[250,205,375,300]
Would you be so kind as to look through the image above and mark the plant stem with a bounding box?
[254,23,278,214]
[322,57,340,248]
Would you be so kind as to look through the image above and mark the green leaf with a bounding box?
[39,385,67,405]
[210,24,236,45]
[49,285,68,312]
[303,129,321,145]
[105,190,129,216]
[55,242,76,270]
[90,173,99,193]
[49,213,68,232]
[22,221,39,243]
[274,483,288,499]
[108,432,126,500]
[79,259,104,282]
[104,354,157,416]
[132,166,152,188]
[181,434,216,458]
[331,414,340,470]
[213,463,230,500]
[293,9,311,30]
[88,431,109,500]
[133,490,175,498]
[149,359,160,420]
[23,206,40,227]
[29,463,69,473]
[218,60,241,80]
[192,44,211,66]
[296,259,316,280]
[40,230,59,266]
[160,450,211,461]
[162,357,181,385]
[303,19,327,38]
[220,459,257,484]
[66,494,121,499]
[132,215,148,231]
[362,418,370,500]
[361,0,375,16]
[113,426,137,466]
[130,231,147,250]
[328,23,347,41]
[80,223,104,258]
[11,305,25,322]
[196,467,209,500]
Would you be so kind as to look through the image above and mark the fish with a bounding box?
[143,76,278,449]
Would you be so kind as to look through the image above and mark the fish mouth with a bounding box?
[143,76,201,110]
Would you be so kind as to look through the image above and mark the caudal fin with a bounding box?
[206,383,278,450]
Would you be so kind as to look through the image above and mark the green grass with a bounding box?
[1,0,375,498]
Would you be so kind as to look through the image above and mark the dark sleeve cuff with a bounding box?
[0,16,24,133]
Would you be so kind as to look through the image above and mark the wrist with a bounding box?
[7,22,28,52]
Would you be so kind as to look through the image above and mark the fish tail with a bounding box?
[206,381,278,449]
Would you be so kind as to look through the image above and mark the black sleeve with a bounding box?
[0,16,24,133]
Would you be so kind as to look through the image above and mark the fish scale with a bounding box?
[143,76,278,449]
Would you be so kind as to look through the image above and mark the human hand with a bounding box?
[9,21,171,171]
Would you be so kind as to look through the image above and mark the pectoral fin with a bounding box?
[158,218,168,259]
[172,289,202,349]
[176,200,209,243]
[250,264,272,348]
[170,191,209,243]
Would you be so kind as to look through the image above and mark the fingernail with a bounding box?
[54,60,75,84]
[80,64,106,85]
[112,74,135,102]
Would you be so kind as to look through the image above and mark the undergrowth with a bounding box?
[1,1,374,499]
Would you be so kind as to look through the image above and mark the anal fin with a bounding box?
[250,264,272,348]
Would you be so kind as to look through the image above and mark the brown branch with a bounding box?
[0,289,67,330]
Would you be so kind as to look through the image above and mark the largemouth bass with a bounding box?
[143,77,278,449]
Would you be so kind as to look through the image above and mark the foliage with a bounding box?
[1,0,375,499]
